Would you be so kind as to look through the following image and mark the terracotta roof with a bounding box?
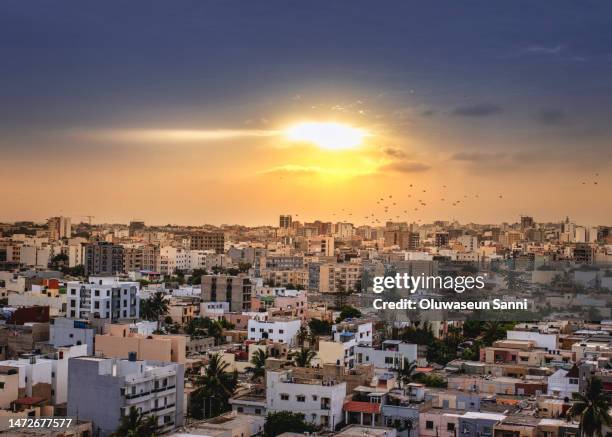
[416,367,434,373]
[343,401,381,414]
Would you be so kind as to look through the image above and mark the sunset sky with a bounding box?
[1,1,611,226]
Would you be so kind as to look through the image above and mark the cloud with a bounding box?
[380,161,430,173]
[73,128,279,143]
[519,45,564,56]
[381,147,407,159]
[452,103,503,117]
[451,152,507,162]
[420,109,437,117]
[535,109,567,125]
[262,165,323,176]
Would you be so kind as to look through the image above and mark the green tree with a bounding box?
[112,406,157,437]
[248,348,268,379]
[264,411,316,437]
[290,348,316,367]
[142,292,169,331]
[336,305,362,322]
[190,354,238,419]
[396,359,419,389]
[308,319,332,336]
[568,377,612,437]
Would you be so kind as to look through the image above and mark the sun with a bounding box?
[284,121,367,150]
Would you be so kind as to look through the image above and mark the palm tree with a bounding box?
[207,320,224,345]
[567,377,612,437]
[191,353,238,419]
[291,348,316,367]
[141,292,169,331]
[113,406,157,437]
[296,326,308,347]
[396,358,419,390]
[248,348,268,380]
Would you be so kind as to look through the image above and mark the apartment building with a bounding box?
[84,242,124,276]
[123,244,159,273]
[47,216,71,241]
[266,369,346,431]
[49,318,96,355]
[319,262,363,293]
[67,355,185,436]
[66,276,140,321]
[247,318,301,346]
[190,231,225,254]
[201,274,252,312]
[355,340,418,369]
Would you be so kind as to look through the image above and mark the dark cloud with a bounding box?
[381,161,430,173]
[452,103,503,117]
[451,152,507,162]
[381,147,407,159]
[536,109,567,125]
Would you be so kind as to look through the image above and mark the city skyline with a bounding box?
[1,1,611,225]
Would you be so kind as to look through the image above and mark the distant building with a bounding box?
[190,231,225,254]
[67,356,185,436]
[49,318,96,355]
[84,242,124,276]
[279,215,293,229]
[201,274,252,312]
[47,216,71,241]
[128,220,145,237]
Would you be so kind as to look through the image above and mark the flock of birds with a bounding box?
[288,173,602,226]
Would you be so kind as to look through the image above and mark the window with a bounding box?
[569,378,579,385]
[312,395,318,401]
[447,423,455,431]
[255,408,261,414]
[426,421,434,430]
[237,407,244,413]
[384,356,394,364]
[296,395,306,402]
[280,394,289,401]
[250,328,255,332]
[279,330,284,334]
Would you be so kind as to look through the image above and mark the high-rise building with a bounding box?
[435,232,450,247]
[190,231,225,254]
[84,242,124,275]
[128,220,146,237]
[67,355,185,436]
[123,244,160,272]
[520,216,534,230]
[279,215,293,228]
[201,274,252,312]
[47,216,71,241]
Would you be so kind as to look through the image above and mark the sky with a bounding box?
[1,1,611,226]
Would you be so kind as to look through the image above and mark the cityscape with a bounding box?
[0,214,611,436]
[2,1,612,437]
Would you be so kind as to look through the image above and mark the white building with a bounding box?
[201,301,230,321]
[354,340,418,369]
[158,246,189,275]
[0,344,87,405]
[333,320,373,346]
[266,369,346,431]
[457,235,479,253]
[247,318,301,346]
[66,276,140,321]
[547,365,580,399]
[506,330,558,352]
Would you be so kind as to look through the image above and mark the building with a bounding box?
[47,216,71,241]
[201,274,252,312]
[190,231,225,254]
[49,318,96,355]
[67,355,184,436]
[247,318,301,346]
[84,242,124,276]
[266,369,346,431]
[355,341,418,369]
[128,221,145,237]
[66,277,140,321]
[95,324,186,363]
[279,215,293,229]
[123,244,159,273]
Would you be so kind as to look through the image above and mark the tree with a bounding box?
[190,354,238,419]
[263,411,315,437]
[336,305,361,323]
[248,348,268,379]
[113,406,157,437]
[396,359,419,390]
[568,377,612,437]
[296,326,308,347]
[291,348,316,367]
[308,319,332,336]
[141,292,169,331]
